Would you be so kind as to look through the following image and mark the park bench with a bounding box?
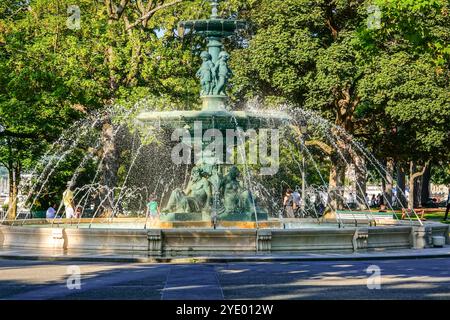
[400,208,425,220]
[335,210,394,226]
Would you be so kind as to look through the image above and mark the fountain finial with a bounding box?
[210,0,219,19]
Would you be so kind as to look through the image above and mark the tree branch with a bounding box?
[411,160,431,180]
[116,0,130,18]
[305,140,334,155]
[290,125,334,155]
[126,0,184,30]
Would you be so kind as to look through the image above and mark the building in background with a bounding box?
[0,166,8,200]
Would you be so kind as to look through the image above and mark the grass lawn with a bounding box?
[393,210,449,224]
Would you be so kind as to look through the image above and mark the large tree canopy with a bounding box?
[0,0,448,215]
[230,0,449,152]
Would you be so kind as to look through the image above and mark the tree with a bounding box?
[0,0,206,217]
[230,0,450,209]
[358,0,450,208]
[0,0,86,217]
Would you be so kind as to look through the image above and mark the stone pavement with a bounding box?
[161,264,223,300]
[0,257,449,299]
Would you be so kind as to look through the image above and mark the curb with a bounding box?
[1,250,450,264]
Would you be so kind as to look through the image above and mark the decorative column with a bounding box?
[148,229,162,256]
[352,228,368,252]
[411,225,432,249]
[257,229,272,252]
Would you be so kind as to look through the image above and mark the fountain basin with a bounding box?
[1,219,448,256]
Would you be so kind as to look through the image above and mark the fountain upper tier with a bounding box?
[178,19,247,38]
[136,103,291,131]
[137,0,291,131]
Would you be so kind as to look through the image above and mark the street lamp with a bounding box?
[300,121,308,217]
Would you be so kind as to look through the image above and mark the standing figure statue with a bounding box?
[196,51,215,96]
[213,51,232,96]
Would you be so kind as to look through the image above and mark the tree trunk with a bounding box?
[354,153,367,210]
[385,158,395,207]
[99,116,120,217]
[106,17,119,93]
[414,174,422,208]
[329,155,346,210]
[396,162,407,208]
[125,27,142,87]
[420,163,431,206]
[408,161,416,210]
[7,166,20,220]
[97,16,120,218]
[408,161,429,210]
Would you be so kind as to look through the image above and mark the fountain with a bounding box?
[0,0,448,256]
[137,0,289,224]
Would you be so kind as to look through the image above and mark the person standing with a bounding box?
[62,182,75,219]
[292,187,301,217]
[370,195,376,207]
[283,189,295,218]
[444,191,450,221]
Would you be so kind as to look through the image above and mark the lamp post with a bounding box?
[300,121,308,216]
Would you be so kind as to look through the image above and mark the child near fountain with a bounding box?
[146,194,160,220]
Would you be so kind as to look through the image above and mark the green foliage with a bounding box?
[231,0,450,166]
[0,0,209,210]
[1,0,449,212]
[431,163,450,186]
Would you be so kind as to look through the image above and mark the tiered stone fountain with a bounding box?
[137,0,290,223]
[0,0,448,257]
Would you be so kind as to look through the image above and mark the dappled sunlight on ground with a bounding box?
[0,258,449,299]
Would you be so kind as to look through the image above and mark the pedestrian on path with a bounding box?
[444,190,450,221]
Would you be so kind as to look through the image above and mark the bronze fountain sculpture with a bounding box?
[138,0,289,222]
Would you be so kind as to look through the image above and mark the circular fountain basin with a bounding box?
[1,218,448,256]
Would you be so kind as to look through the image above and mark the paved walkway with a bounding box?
[0,257,449,299]
[162,264,223,300]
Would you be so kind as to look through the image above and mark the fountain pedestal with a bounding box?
[202,95,228,111]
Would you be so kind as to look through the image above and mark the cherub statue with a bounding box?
[196,51,215,96]
[213,51,232,96]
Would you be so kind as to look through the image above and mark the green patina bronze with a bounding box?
[138,0,287,222]
[196,50,232,96]
[180,0,244,110]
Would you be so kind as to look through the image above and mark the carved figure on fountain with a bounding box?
[163,166,212,213]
